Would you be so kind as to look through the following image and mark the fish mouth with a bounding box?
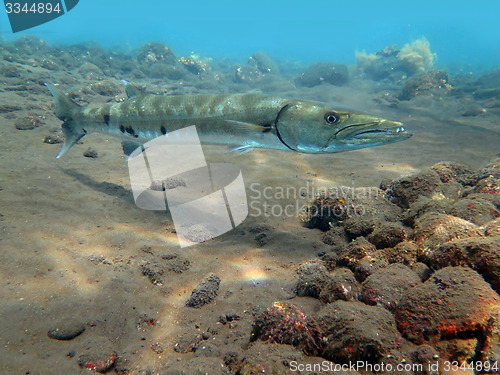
[335,121,412,141]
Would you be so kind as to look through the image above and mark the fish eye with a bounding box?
[324,112,339,125]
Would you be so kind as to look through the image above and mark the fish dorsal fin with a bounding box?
[225,120,270,135]
[121,80,147,98]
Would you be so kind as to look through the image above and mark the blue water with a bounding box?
[1,0,500,68]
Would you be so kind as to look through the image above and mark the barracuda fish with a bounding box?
[46,82,411,158]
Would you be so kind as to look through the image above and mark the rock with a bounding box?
[318,268,361,303]
[361,264,421,309]
[173,331,202,353]
[250,302,323,355]
[320,226,349,247]
[160,253,190,273]
[76,62,104,78]
[413,213,483,257]
[318,300,403,363]
[399,71,452,100]
[0,64,20,77]
[354,250,389,282]
[43,134,63,144]
[295,62,348,87]
[119,60,139,73]
[337,237,377,271]
[473,175,500,194]
[427,236,500,292]
[83,147,98,158]
[254,232,268,246]
[179,53,211,75]
[482,157,500,178]
[343,217,376,239]
[14,35,50,52]
[436,338,478,362]
[150,178,187,191]
[402,196,452,227]
[47,319,86,340]
[295,259,330,298]
[462,102,486,116]
[140,253,190,286]
[195,342,221,357]
[368,223,407,249]
[476,88,500,100]
[77,336,117,373]
[149,63,186,79]
[248,51,279,74]
[376,44,399,57]
[179,223,220,244]
[475,68,500,89]
[357,38,434,80]
[223,310,241,322]
[484,218,500,237]
[394,267,500,345]
[0,104,22,113]
[430,161,479,186]
[137,42,176,65]
[449,197,499,225]
[302,187,402,230]
[234,64,264,83]
[185,273,220,308]
[385,169,448,208]
[90,80,121,96]
[385,240,418,265]
[410,345,440,374]
[411,262,432,281]
[320,250,340,271]
[15,115,44,130]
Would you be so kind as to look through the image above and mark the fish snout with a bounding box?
[345,120,411,140]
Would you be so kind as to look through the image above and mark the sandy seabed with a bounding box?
[0,38,499,374]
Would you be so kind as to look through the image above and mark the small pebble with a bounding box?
[47,319,86,340]
[77,336,117,373]
[185,273,220,308]
[83,147,99,158]
[43,134,63,144]
[15,116,44,130]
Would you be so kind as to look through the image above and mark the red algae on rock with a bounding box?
[394,267,500,353]
[251,302,323,355]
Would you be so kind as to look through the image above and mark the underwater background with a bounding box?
[1,1,500,374]
[1,0,500,68]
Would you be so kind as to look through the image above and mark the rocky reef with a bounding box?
[285,158,500,368]
[356,37,435,80]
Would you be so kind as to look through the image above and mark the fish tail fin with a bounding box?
[45,83,86,158]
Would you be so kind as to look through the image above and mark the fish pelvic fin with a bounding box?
[225,145,254,155]
[45,83,86,158]
[57,122,87,158]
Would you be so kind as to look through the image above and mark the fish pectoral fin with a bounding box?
[121,80,147,98]
[121,140,145,161]
[225,145,254,155]
[225,120,270,134]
